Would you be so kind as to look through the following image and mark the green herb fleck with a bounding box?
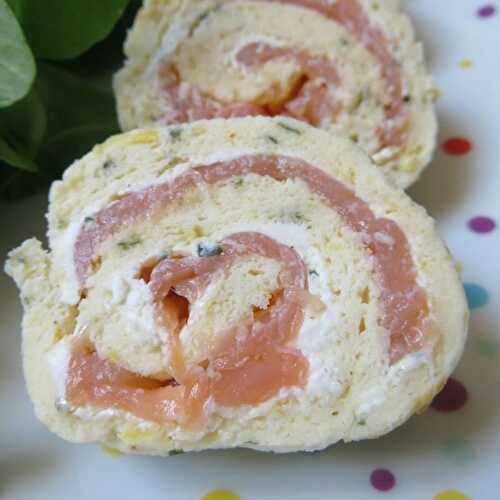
[84,216,95,223]
[309,270,319,277]
[267,135,279,144]
[57,219,68,230]
[331,411,339,416]
[191,9,210,31]
[170,128,182,141]
[197,242,223,257]
[234,178,244,187]
[403,94,412,103]
[350,92,364,112]
[277,122,301,135]
[102,160,115,170]
[357,419,367,426]
[168,449,184,456]
[117,238,142,250]
[340,38,350,46]
[291,211,305,223]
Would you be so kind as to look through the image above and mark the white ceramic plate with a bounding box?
[1,1,499,499]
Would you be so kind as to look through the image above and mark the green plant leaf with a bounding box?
[36,62,118,140]
[60,0,142,78]
[0,166,43,199]
[0,136,37,171]
[34,63,119,174]
[15,0,131,61]
[0,89,47,158]
[6,0,23,19]
[0,0,35,108]
[40,124,118,176]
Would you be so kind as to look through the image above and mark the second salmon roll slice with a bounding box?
[115,0,438,188]
[6,117,467,455]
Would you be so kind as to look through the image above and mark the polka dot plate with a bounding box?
[0,1,498,499]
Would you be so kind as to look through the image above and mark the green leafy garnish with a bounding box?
[0,0,35,108]
[0,136,36,171]
[267,135,279,144]
[0,0,141,199]
[12,0,130,61]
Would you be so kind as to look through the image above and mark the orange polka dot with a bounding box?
[434,491,470,500]
[202,490,240,500]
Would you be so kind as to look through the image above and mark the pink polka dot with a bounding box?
[442,137,473,156]
[478,5,496,17]
[431,378,468,412]
[468,216,496,233]
[370,469,396,491]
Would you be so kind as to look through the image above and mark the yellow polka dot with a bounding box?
[459,59,474,69]
[429,87,442,101]
[434,491,470,500]
[202,490,240,500]
[101,445,124,457]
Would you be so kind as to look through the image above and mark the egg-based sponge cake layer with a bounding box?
[5,117,466,455]
[115,0,437,188]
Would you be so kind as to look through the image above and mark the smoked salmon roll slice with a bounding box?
[6,117,466,455]
[114,0,438,188]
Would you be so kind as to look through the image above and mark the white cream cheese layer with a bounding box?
[355,346,436,418]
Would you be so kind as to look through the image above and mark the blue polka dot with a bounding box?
[464,283,489,309]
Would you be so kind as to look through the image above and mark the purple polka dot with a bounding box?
[468,216,496,233]
[431,378,468,412]
[478,5,496,17]
[370,469,396,491]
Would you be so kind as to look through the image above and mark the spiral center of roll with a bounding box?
[67,232,310,425]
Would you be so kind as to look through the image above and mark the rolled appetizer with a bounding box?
[6,117,467,455]
[115,0,437,188]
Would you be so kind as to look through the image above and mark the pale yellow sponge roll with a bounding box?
[6,117,466,456]
[115,0,437,188]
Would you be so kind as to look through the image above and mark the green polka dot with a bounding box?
[477,337,500,357]
[442,438,476,465]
